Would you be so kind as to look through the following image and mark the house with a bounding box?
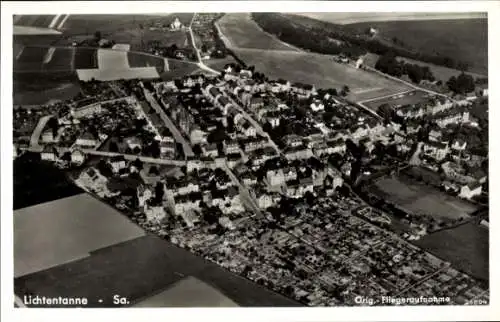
[190,128,208,145]
[241,136,268,153]
[286,178,314,198]
[71,148,85,165]
[126,137,142,150]
[108,155,127,173]
[310,100,325,112]
[180,210,200,228]
[145,205,167,222]
[350,125,369,140]
[241,172,257,186]
[270,79,291,93]
[216,96,232,114]
[267,169,285,186]
[428,97,454,115]
[166,178,200,196]
[160,141,176,156]
[249,96,264,110]
[283,134,303,148]
[282,167,298,181]
[223,139,240,155]
[41,130,55,143]
[258,192,281,209]
[219,217,235,230]
[428,129,442,142]
[284,146,314,161]
[250,147,277,167]
[459,182,482,199]
[451,139,467,151]
[236,119,257,137]
[41,145,58,161]
[423,141,449,161]
[76,167,110,196]
[202,143,219,158]
[291,83,315,98]
[172,192,202,215]
[76,132,98,147]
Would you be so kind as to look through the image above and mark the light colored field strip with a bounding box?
[15,46,25,61]
[357,89,415,105]
[43,47,56,64]
[48,14,62,28]
[57,14,70,30]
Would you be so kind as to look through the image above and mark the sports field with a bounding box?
[364,90,430,110]
[234,48,411,102]
[217,13,299,51]
[415,223,489,282]
[371,176,478,220]
[14,193,145,278]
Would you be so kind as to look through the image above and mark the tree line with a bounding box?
[252,13,472,72]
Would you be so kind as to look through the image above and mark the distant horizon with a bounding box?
[295,12,487,24]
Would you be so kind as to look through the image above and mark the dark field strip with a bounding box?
[73,47,98,69]
[13,154,84,210]
[15,234,301,307]
[44,48,74,71]
[127,52,166,73]
[15,15,56,28]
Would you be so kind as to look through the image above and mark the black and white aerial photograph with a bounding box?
[2,1,498,321]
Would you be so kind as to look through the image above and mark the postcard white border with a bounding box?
[2,1,498,322]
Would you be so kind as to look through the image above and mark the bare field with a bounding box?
[217,13,299,51]
[110,29,188,51]
[134,276,240,307]
[415,223,489,282]
[234,48,410,101]
[15,234,300,307]
[14,193,145,278]
[372,176,477,220]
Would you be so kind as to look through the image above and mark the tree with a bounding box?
[109,141,119,153]
[154,182,164,203]
[94,30,102,41]
[192,144,202,156]
[447,73,475,94]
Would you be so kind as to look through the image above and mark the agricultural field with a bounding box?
[414,223,489,282]
[128,52,169,73]
[364,90,430,110]
[14,15,57,28]
[14,75,81,106]
[109,29,188,52]
[15,234,300,307]
[14,46,97,72]
[14,193,146,278]
[134,276,239,307]
[217,13,299,51]
[347,18,488,75]
[74,47,98,69]
[205,56,240,72]
[371,176,478,220]
[234,48,411,102]
[160,59,199,80]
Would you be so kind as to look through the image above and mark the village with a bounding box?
[12,61,489,306]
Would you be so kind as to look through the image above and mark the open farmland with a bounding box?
[234,48,410,101]
[414,223,489,282]
[128,52,169,73]
[15,234,300,307]
[134,276,240,307]
[217,13,299,51]
[346,18,488,75]
[160,59,199,80]
[107,29,188,52]
[14,193,145,278]
[74,47,98,69]
[364,90,430,110]
[371,176,478,220]
[14,15,57,28]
